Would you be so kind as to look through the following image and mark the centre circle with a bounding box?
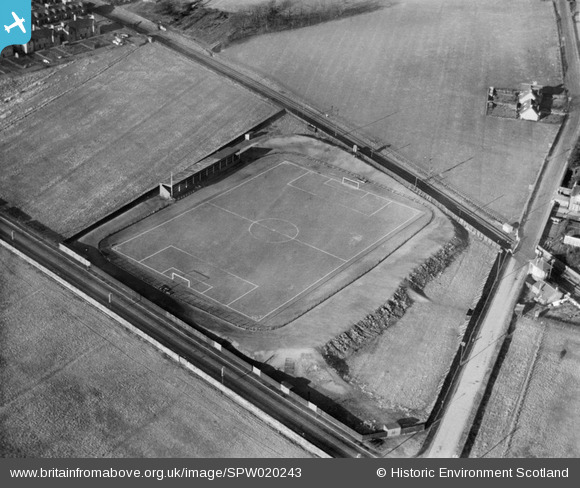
[249,218,299,243]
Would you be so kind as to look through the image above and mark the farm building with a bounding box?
[518,85,542,121]
[519,90,537,105]
[519,101,540,121]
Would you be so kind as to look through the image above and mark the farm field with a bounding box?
[0,244,312,457]
[222,0,563,221]
[0,41,277,238]
[108,146,428,327]
[208,0,373,11]
[469,309,580,458]
[347,238,497,421]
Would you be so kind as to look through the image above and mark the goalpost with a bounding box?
[342,177,360,190]
[171,272,191,288]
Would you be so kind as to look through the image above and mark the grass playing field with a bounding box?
[111,159,423,324]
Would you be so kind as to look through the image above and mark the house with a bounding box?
[21,28,57,54]
[554,186,571,210]
[552,183,580,222]
[69,2,87,16]
[518,84,542,121]
[564,235,580,248]
[1,45,14,58]
[526,277,563,305]
[518,90,537,105]
[570,185,580,213]
[519,99,540,121]
[32,10,49,27]
[66,18,96,42]
[529,257,550,281]
[54,4,69,21]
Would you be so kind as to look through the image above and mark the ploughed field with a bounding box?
[0,42,277,238]
[222,0,563,221]
[469,311,580,458]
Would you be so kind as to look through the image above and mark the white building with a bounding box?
[518,84,542,121]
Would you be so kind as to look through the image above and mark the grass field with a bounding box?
[0,42,277,238]
[470,311,580,458]
[223,0,563,220]
[209,0,373,12]
[111,158,424,324]
[0,244,311,457]
[347,238,497,421]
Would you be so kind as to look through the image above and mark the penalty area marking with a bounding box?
[288,171,396,218]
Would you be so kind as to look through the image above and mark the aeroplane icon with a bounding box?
[4,12,26,34]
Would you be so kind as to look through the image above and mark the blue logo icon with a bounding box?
[1,1,31,52]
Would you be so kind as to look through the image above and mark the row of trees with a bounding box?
[229,1,382,41]
[153,0,382,45]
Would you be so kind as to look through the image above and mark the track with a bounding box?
[0,214,378,459]
[92,2,512,249]
[141,35,513,249]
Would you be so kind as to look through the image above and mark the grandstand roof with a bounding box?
[162,135,268,186]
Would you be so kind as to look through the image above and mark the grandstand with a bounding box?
[158,134,269,200]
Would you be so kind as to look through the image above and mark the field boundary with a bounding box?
[0,236,332,458]
[502,324,546,457]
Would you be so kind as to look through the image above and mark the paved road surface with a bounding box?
[425,0,580,457]
[0,214,378,458]
[90,1,512,249]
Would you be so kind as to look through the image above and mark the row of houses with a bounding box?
[1,17,97,58]
[1,1,97,58]
[31,1,88,28]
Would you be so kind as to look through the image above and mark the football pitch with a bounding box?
[112,161,424,322]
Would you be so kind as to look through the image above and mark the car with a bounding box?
[159,284,173,295]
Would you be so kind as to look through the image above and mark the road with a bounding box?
[91,1,512,250]
[425,0,580,457]
[0,214,378,459]
[13,1,569,458]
